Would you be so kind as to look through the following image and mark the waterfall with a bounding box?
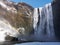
[33,3,56,41]
[33,8,39,36]
[44,3,55,37]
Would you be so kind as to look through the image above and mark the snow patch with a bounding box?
[0,18,19,41]
[0,1,17,13]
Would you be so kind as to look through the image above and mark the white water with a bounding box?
[33,8,39,35]
[33,3,55,41]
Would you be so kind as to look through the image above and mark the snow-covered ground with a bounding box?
[0,18,19,41]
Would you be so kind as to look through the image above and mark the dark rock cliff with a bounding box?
[52,0,60,41]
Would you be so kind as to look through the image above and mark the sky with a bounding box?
[12,0,52,8]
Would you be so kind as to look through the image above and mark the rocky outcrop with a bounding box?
[0,0,34,41]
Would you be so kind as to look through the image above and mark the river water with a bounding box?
[0,42,60,45]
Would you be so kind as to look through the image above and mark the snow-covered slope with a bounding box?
[0,0,33,42]
[0,18,20,41]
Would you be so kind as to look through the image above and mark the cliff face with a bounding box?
[0,0,34,36]
[53,0,60,2]
[52,0,60,41]
[14,2,34,35]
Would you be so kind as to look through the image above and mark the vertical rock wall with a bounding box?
[52,0,60,41]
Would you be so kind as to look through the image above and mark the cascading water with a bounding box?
[33,3,56,41]
[33,8,39,36]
